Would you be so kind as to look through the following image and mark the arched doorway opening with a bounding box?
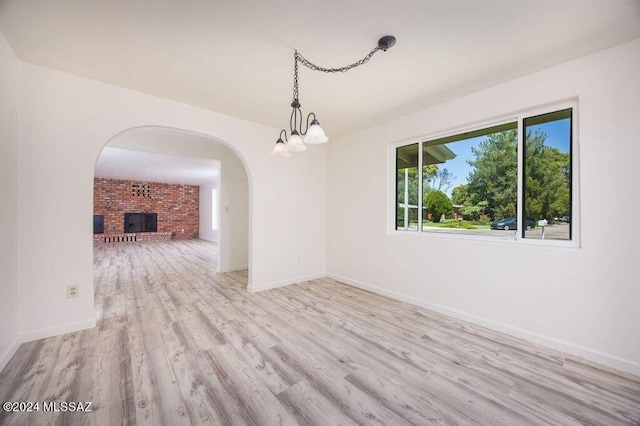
[91,126,250,325]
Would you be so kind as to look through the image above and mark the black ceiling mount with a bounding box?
[378,35,397,52]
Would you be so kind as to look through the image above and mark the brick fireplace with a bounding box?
[94,178,199,244]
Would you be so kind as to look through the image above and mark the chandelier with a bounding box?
[271,35,397,157]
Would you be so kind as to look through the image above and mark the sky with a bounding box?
[438,118,570,197]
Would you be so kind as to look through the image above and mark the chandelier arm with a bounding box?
[289,108,296,133]
[301,112,316,136]
[279,129,288,142]
[290,106,303,133]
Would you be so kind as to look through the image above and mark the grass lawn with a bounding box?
[422,219,491,230]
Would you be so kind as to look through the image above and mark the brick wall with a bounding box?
[94,178,199,239]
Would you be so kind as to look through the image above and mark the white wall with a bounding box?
[199,180,219,244]
[327,38,640,374]
[218,158,249,273]
[0,33,21,370]
[15,58,327,342]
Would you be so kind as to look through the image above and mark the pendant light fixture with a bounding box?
[271,35,397,157]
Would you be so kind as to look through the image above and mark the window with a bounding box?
[396,143,419,231]
[211,188,218,230]
[523,109,572,241]
[392,105,576,245]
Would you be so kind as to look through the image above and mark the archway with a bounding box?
[92,126,251,299]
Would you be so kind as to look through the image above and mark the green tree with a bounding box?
[397,164,439,209]
[462,128,570,222]
[422,164,438,202]
[451,183,490,221]
[451,184,469,206]
[426,190,453,223]
[423,165,438,185]
[466,129,518,220]
[524,131,570,220]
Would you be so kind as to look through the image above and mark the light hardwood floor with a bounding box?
[1,239,639,425]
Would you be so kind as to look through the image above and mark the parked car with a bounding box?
[490,218,535,231]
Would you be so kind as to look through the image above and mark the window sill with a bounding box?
[388,228,580,249]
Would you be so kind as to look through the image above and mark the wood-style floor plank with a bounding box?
[1,239,639,425]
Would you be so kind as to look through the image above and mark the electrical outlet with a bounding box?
[224,205,230,213]
[67,285,78,299]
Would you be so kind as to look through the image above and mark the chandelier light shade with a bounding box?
[303,117,328,144]
[270,133,291,157]
[286,130,306,152]
[272,35,396,157]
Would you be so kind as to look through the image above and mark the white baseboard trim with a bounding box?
[249,273,326,293]
[1,318,97,373]
[0,335,22,373]
[20,318,97,344]
[327,273,640,376]
[217,264,248,273]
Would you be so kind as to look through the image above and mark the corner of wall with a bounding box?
[248,273,327,293]
[0,31,22,373]
[0,335,22,373]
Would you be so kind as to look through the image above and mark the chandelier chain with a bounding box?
[295,46,382,74]
[293,51,299,101]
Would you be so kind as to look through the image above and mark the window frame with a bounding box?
[388,99,579,248]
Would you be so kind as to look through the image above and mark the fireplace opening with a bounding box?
[124,213,158,233]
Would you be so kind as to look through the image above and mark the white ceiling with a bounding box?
[95,147,219,185]
[1,0,639,137]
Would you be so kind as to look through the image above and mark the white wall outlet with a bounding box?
[66,285,78,299]
[224,205,230,213]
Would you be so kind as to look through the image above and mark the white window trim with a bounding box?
[388,99,580,248]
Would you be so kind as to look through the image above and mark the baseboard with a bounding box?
[0,335,22,373]
[197,237,217,244]
[20,318,97,344]
[217,264,248,273]
[249,273,326,293]
[327,273,640,376]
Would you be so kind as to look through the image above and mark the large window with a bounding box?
[393,105,575,244]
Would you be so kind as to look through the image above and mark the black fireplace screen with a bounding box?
[124,213,157,233]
